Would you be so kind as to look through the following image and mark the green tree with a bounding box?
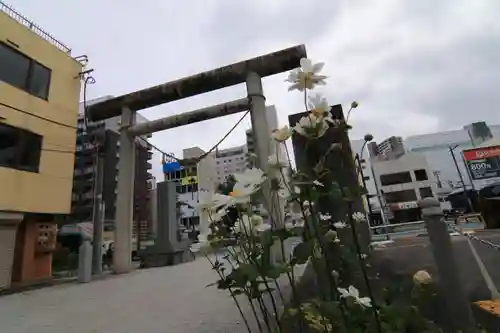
[216,175,238,230]
[217,174,236,195]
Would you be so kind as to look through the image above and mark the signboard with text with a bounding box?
[463,145,500,180]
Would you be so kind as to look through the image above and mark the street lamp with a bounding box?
[355,134,375,224]
[355,134,390,239]
[448,144,474,212]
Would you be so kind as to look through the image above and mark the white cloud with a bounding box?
[12,0,500,182]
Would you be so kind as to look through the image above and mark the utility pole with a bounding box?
[433,170,443,188]
[355,153,374,224]
[91,139,105,275]
[449,145,473,212]
[460,151,476,192]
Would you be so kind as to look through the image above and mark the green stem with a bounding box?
[205,254,252,333]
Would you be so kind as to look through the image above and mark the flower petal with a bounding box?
[300,58,313,72]
[312,62,325,74]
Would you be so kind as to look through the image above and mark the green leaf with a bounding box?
[292,241,313,264]
[328,182,342,199]
[259,230,274,247]
[342,186,353,201]
[231,289,244,296]
[272,228,292,241]
[239,263,260,282]
[266,264,290,279]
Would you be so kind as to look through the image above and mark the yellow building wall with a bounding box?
[0,12,83,214]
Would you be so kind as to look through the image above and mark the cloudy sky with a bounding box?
[12,0,500,178]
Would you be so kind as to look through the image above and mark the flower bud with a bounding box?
[324,230,338,242]
[413,270,432,285]
[351,101,359,108]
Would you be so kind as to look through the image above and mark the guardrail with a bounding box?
[370,218,485,241]
[0,1,71,54]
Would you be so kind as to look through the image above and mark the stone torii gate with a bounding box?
[87,45,307,274]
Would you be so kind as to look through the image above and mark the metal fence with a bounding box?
[0,1,71,54]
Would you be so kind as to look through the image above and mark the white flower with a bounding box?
[308,94,330,118]
[312,180,324,187]
[197,191,232,212]
[233,168,266,187]
[278,185,300,200]
[272,126,292,142]
[413,270,432,285]
[293,113,330,139]
[334,221,347,229]
[268,153,289,169]
[229,182,256,204]
[208,209,227,223]
[189,233,211,253]
[352,212,367,222]
[329,142,342,151]
[324,230,339,243]
[286,58,327,92]
[250,214,264,227]
[234,215,252,234]
[319,213,331,221]
[255,223,271,233]
[234,214,266,235]
[337,285,372,307]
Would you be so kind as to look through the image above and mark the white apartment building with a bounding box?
[372,153,437,223]
[405,122,500,191]
[163,146,216,233]
[215,144,247,184]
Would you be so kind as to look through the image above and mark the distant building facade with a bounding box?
[215,144,247,184]
[72,97,153,243]
[371,153,436,223]
[405,122,500,190]
[162,147,217,233]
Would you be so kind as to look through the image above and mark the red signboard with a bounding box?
[463,146,500,161]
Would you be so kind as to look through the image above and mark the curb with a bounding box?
[0,271,114,297]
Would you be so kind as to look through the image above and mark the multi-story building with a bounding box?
[162,147,217,233]
[215,144,247,184]
[371,152,437,223]
[72,97,153,244]
[0,2,83,288]
[367,136,405,160]
[405,122,500,190]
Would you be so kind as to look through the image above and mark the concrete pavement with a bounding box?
[0,259,253,333]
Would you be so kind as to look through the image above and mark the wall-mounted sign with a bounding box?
[181,176,198,185]
[463,145,500,180]
[390,201,419,210]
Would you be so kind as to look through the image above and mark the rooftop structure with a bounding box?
[0,1,71,53]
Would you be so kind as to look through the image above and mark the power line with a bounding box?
[0,102,77,129]
[140,108,251,166]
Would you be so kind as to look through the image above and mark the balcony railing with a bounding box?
[0,1,71,54]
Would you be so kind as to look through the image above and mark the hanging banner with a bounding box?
[463,145,500,180]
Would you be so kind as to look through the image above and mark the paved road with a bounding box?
[373,230,500,301]
[0,259,253,333]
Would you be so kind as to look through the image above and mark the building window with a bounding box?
[380,171,412,186]
[414,169,428,181]
[419,187,433,198]
[384,189,417,203]
[0,123,42,172]
[0,42,52,100]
